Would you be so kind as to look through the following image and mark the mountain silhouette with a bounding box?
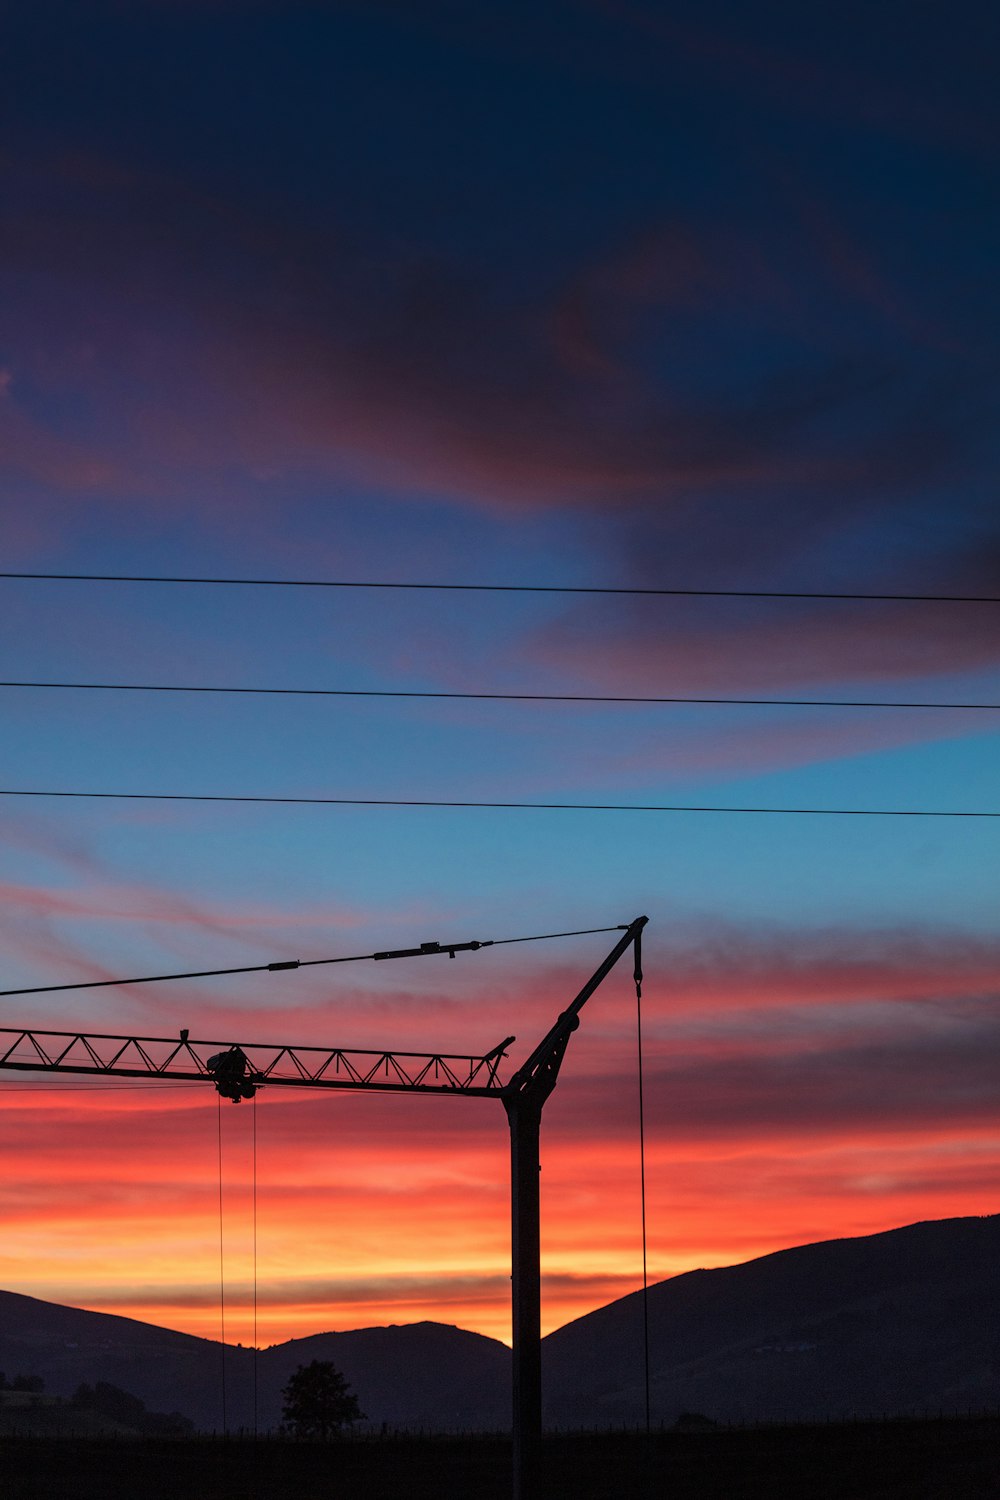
[2,1214,997,1431]
[0,1295,509,1432]
[543,1213,1000,1426]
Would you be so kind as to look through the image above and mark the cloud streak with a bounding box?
[2,0,998,1348]
[1,910,997,1342]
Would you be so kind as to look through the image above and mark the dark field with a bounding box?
[2,1417,999,1499]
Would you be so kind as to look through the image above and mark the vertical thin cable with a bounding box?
[252,1089,258,1439]
[634,932,651,1434]
[217,1092,228,1435]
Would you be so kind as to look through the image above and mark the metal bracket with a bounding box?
[205,1045,259,1102]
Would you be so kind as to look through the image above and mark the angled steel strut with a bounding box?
[499,915,646,1497]
[0,914,647,1500]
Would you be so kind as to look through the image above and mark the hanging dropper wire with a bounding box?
[634,930,651,1435]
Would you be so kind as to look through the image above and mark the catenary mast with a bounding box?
[0,914,648,1500]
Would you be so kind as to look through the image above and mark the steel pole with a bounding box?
[505,1091,542,1500]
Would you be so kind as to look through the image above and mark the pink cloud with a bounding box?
[1,915,997,1344]
[520,594,1000,699]
[5,912,999,1059]
[1,145,981,521]
[1,1022,997,1343]
[0,879,369,934]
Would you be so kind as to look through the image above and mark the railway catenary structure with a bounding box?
[0,914,648,1500]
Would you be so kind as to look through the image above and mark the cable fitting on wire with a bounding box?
[373,939,490,961]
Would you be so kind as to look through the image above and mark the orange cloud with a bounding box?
[1,918,997,1347]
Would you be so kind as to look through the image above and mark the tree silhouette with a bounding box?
[281,1360,364,1439]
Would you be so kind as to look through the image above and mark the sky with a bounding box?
[1,0,999,1349]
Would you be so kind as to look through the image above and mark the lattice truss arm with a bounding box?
[0,920,646,1105]
[0,1027,515,1097]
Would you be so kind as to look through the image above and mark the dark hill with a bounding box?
[3,1214,998,1432]
[0,1292,509,1432]
[542,1213,1000,1426]
[251,1322,509,1432]
[0,1291,225,1427]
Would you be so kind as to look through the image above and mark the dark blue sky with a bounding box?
[5,2,998,588]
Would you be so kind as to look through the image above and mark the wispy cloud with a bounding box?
[2,914,997,1341]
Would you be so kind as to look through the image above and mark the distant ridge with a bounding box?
[543,1214,1000,1426]
[0,1293,509,1432]
[2,1214,998,1431]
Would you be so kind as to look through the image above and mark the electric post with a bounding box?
[500,917,646,1498]
[0,915,648,1500]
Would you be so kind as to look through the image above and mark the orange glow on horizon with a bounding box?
[1,943,997,1346]
[1,1071,997,1347]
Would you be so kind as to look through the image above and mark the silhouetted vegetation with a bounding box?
[673,1410,719,1431]
[0,1373,45,1392]
[1,1417,1000,1498]
[281,1360,364,1439]
[71,1382,194,1437]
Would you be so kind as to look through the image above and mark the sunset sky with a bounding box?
[1,1,999,1348]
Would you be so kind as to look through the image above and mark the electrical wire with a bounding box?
[3,571,999,603]
[0,924,627,997]
[3,679,997,710]
[491,925,625,945]
[0,787,996,818]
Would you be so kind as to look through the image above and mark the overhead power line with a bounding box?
[0,924,626,997]
[2,572,998,604]
[0,788,996,818]
[2,680,998,711]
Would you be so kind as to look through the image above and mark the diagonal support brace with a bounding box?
[500,915,647,1500]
